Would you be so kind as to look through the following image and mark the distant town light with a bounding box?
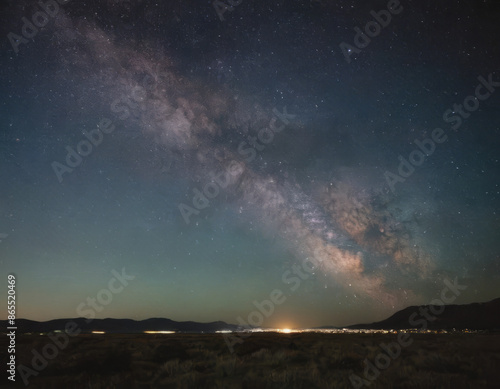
[143,331,175,334]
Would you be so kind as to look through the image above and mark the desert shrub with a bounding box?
[76,347,132,375]
[215,355,237,377]
[153,343,189,361]
[420,353,464,374]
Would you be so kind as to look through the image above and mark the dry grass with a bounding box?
[2,332,499,388]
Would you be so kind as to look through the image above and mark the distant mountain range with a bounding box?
[2,298,499,334]
[0,317,241,334]
[347,297,500,330]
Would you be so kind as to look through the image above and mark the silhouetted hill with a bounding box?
[0,317,241,334]
[348,297,500,330]
[4,298,499,334]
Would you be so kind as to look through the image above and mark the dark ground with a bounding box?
[1,332,499,388]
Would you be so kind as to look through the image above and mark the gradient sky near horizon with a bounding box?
[0,0,499,329]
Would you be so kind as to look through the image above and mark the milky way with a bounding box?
[40,10,441,308]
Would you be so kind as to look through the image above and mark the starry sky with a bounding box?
[0,0,499,329]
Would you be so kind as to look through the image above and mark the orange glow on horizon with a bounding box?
[143,331,176,334]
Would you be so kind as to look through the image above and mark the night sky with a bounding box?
[0,0,499,329]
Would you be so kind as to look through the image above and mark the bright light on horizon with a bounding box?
[143,331,176,334]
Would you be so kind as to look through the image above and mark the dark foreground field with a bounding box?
[2,332,500,388]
